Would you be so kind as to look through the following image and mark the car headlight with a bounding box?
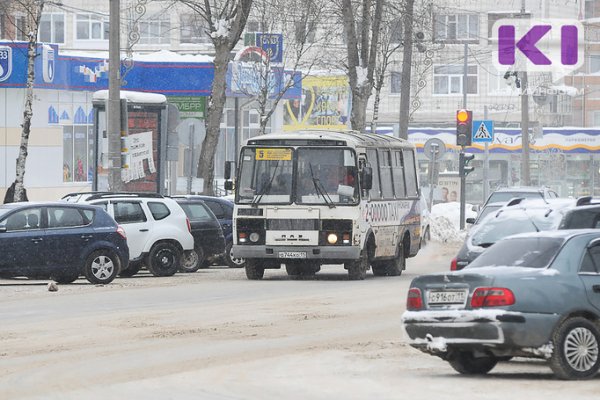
[327,233,338,244]
[249,232,260,243]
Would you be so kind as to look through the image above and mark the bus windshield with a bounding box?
[236,147,358,205]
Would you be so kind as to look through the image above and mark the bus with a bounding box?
[227,130,422,280]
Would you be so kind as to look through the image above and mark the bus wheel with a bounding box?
[285,263,301,276]
[373,246,405,277]
[346,251,368,280]
[245,259,265,280]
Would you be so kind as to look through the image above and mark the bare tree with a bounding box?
[1,0,44,202]
[179,0,252,195]
[340,0,384,132]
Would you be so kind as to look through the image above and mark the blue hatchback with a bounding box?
[0,202,129,284]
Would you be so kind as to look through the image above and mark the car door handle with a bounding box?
[31,237,43,243]
[81,235,94,240]
[139,229,149,232]
[593,285,600,293]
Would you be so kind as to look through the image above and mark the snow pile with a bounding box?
[429,202,477,244]
[211,19,231,39]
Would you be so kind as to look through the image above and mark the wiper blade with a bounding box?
[252,161,279,207]
[309,163,335,208]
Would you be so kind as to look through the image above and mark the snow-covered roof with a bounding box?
[61,49,213,63]
[92,90,167,104]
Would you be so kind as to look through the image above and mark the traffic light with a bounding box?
[456,109,473,147]
[460,152,475,177]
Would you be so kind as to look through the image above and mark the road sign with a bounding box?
[472,120,494,143]
[423,138,446,161]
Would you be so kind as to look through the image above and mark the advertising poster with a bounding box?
[283,76,350,131]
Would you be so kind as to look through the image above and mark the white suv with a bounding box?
[63,192,194,277]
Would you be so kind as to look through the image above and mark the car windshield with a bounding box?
[466,237,564,269]
[487,191,542,203]
[471,208,562,246]
[236,146,358,205]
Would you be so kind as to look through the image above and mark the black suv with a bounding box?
[173,197,226,272]
[558,196,600,230]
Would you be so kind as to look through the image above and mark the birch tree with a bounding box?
[340,0,384,132]
[179,0,253,195]
[1,0,44,202]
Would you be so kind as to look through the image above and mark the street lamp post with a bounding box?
[108,0,123,191]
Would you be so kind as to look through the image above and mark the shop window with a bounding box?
[39,13,65,43]
[63,125,93,183]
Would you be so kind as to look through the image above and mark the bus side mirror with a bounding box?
[224,161,233,180]
[361,166,373,190]
[224,181,234,191]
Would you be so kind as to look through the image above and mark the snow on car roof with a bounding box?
[505,229,600,240]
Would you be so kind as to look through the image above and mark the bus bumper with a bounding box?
[232,245,361,262]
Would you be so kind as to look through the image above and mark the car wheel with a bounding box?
[549,317,600,380]
[225,241,246,268]
[179,247,204,273]
[372,245,405,277]
[119,261,142,278]
[83,249,119,285]
[245,259,264,280]
[146,242,181,277]
[346,250,368,281]
[51,271,80,284]
[448,351,498,375]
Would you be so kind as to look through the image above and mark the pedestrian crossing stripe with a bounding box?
[475,122,491,139]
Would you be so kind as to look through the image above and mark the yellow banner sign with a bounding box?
[255,148,292,161]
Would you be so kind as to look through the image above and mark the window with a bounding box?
[47,207,87,228]
[590,55,600,74]
[294,21,316,44]
[586,0,596,19]
[180,14,210,44]
[39,13,64,43]
[76,14,109,40]
[179,203,213,221]
[148,202,170,220]
[392,151,406,198]
[390,71,401,94]
[390,18,402,43]
[138,16,171,44]
[63,126,94,183]
[581,245,600,273]
[433,65,478,95]
[0,14,5,39]
[2,209,42,231]
[113,202,147,224]
[246,20,263,35]
[379,150,394,199]
[402,150,418,197]
[434,14,478,42]
[204,201,225,219]
[366,149,381,200]
[15,14,27,41]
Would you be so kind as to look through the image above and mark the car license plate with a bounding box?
[278,251,307,259]
[427,290,466,305]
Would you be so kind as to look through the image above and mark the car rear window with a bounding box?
[487,192,542,204]
[178,203,214,221]
[467,237,564,269]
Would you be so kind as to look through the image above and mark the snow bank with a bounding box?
[429,202,477,244]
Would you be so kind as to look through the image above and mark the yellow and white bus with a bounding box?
[229,130,422,280]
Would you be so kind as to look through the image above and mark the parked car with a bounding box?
[177,195,245,268]
[63,192,194,277]
[172,197,226,272]
[482,186,559,207]
[0,202,128,284]
[466,201,505,225]
[452,198,574,270]
[402,229,600,380]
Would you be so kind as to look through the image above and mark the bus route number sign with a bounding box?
[256,148,292,161]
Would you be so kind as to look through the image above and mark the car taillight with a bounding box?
[470,287,515,308]
[186,218,191,233]
[407,288,423,310]
[117,225,127,239]
[450,257,458,271]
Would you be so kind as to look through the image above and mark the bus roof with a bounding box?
[245,129,415,149]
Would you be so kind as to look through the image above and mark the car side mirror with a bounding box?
[224,181,234,191]
[466,217,475,224]
[361,166,373,190]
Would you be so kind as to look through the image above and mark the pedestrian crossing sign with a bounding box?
[472,120,494,143]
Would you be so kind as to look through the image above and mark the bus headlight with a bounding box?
[249,232,260,243]
[327,233,338,244]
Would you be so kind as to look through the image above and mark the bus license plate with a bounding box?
[278,251,307,259]
[427,291,466,305]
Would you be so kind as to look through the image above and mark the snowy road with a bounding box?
[0,242,598,399]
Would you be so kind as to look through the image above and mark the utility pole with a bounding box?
[108,0,123,191]
[398,0,415,140]
[520,0,530,186]
[459,43,468,230]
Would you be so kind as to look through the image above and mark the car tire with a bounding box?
[448,351,498,375]
[549,317,600,380]
[51,271,80,284]
[179,247,204,273]
[225,241,246,268]
[83,249,120,284]
[372,245,405,277]
[119,261,142,278]
[245,259,265,280]
[146,242,181,277]
[346,250,368,281]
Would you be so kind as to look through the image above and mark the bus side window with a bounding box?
[379,149,394,199]
[393,151,406,198]
[365,149,381,200]
[403,149,418,197]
